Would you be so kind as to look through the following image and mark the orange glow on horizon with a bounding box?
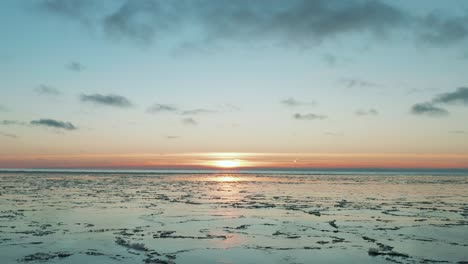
[0,152,467,169]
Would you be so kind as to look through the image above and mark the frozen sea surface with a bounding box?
[0,170,467,263]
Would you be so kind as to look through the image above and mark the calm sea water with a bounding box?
[0,169,467,264]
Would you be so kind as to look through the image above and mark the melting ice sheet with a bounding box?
[0,172,467,263]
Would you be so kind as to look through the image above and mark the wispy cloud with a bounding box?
[324,131,343,136]
[293,113,327,120]
[66,61,85,72]
[35,84,61,96]
[0,120,27,126]
[147,104,178,114]
[181,109,216,115]
[0,131,17,139]
[418,13,468,47]
[80,93,133,108]
[36,0,96,25]
[340,78,379,89]
[410,103,448,117]
[217,103,240,112]
[281,98,315,107]
[182,117,197,126]
[30,119,77,130]
[355,108,378,116]
[449,130,467,134]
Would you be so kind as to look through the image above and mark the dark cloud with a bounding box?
[411,87,468,117]
[36,0,410,47]
[355,108,378,116]
[182,117,197,125]
[147,104,178,114]
[340,78,379,89]
[30,119,77,130]
[410,103,448,117]
[281,97,315,107]
[165,135,179,139]
[35,84,61,96]
[80,93,133,108]
[418,13,468,46]
[181,108,216,115]
[0,131,17,139]
[67,61,85,72]
[199,0,407,45]
[433,87,468,105]
[35,0,468,49]
[293,113,327,120]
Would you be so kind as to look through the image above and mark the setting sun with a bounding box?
[213,159,242,168]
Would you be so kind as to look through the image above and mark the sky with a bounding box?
[1,0,468,169]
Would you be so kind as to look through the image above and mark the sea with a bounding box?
[0,168,467,263]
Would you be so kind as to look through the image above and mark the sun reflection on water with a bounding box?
[215,176,239,182]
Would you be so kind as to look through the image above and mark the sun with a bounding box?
[213,159,242,168]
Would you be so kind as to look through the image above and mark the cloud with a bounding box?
[0,120,27,126]
[36,0,409,47]
[0,105,7,112]
[35,84,61,96]
[30,119,77,130]
[67,61,85,72]
[340,78,379,89]
[36,0,95,25]
[355,108,378,116]
[293,113,327,120]
[80,93,133,108]
[410,87,468,117]
[181,108,216,115]
[418,13,468,46]
[217,103,240,112]
[0,131,17,139]
[182,117,197,125]
[449,130,467,134]
[102,0,171,45]
[410,103,448,117]
[325,131,342,136]
[433,87,468,105]
[147,104,178,114]
[165,135,179,139]
[281,97,315,107]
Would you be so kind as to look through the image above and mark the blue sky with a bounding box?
[1,0,468,168]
